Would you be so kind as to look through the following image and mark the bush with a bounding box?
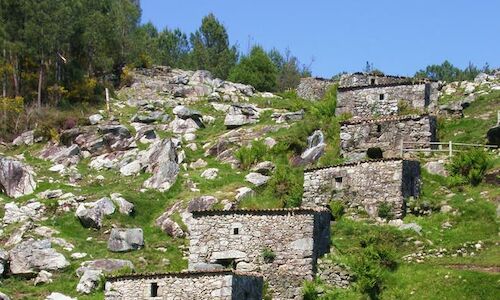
[330,201,345,220]
[120,65,135,88]
[302,281,319,300]
[261,247,276,263]
[377,203,394,220]
[228,45,278,92]
[266,165,303,207]
[234,140,267,170]
[350,239,398,299]
[447,149,491,185]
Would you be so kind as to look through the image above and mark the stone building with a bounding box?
[336,80,440,118]
[104,270,263,300]
[303,158,420,219]
[296,77,335,101]
[188,208,331,300]
[340,114,438,160]
[339,72,412,88]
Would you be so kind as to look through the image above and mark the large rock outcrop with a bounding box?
[107,228,144,252]
[0,156,37,198]
[118,66,256,105]
[9,239,69,275]
[143,139,180,191]
[224,104,260,128]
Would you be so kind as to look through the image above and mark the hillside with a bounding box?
[0,67,499,299]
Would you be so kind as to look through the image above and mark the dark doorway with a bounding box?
[367,147,384,159]
[150,282,158,297]
[216,258,236,269]
[424,83,431,107]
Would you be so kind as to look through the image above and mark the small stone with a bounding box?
[45,293,76,300]
[89,114,103,125]
[245,172,270,186]
[190,158,207,169]
[441,205,453,213]
[201,168,219,180]
[71,252,88,260]
[34,270,53,285]
[49,164,65,173]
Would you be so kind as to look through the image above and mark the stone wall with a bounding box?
[316,258,352,288]
[339,73,411,88]
[302,159,420,218]
[296,77,335,101]
[336,82,440,118]
[104,270,263,300]
[340,114,437,160]
[188,209,331,300]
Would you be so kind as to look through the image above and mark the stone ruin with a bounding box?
[303,158,420,219]
[336,75,440,118]
[105,270,263,300]
[340,114,438,161]
[296,77,335,101]
[339,72,413,88]
[188,208,331,300]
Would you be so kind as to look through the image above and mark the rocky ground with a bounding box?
[0,67,499,299]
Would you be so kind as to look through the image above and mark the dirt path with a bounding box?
[446,264,500,274]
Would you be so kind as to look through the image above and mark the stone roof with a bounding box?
[107,269,262,282]
[304,157,413,173]
[337,79,433,91]
[351,72,411,79]
[191,207,330,217]
[340,114,433,125]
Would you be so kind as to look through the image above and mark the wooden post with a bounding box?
[105,88,110,113]
[449,141,453,157]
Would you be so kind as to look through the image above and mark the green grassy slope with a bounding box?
[0,83,498,299]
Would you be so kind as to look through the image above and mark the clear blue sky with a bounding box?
[141,0,500,78]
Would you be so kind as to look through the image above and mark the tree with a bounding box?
[157,28,190,68]
[229,46,277,92]
[414,60,485,82]
[189,13,237,79]
[269,48,312,92]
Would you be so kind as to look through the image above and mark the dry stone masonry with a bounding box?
[188,208,331,300]
[296,77,335,101]
[340,114,437,160]
[339,72,413,88]
[105,270,263,300]
[336,78,440,118]
[303,159,420,219]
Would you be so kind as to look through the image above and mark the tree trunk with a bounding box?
[9,51,19,97]
[2,49,6,98]
[37,62,43,107]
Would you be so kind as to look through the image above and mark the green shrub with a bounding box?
[377,203,394,220]
[261,247,276,263]
[235,140,267,169]
[266,165,303,207]
[228,45,278,92]
[302,281,319,300]
[330,201,345,220]
[447,149,492,185]
[397,100,421,115]
[349,239,399,299]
